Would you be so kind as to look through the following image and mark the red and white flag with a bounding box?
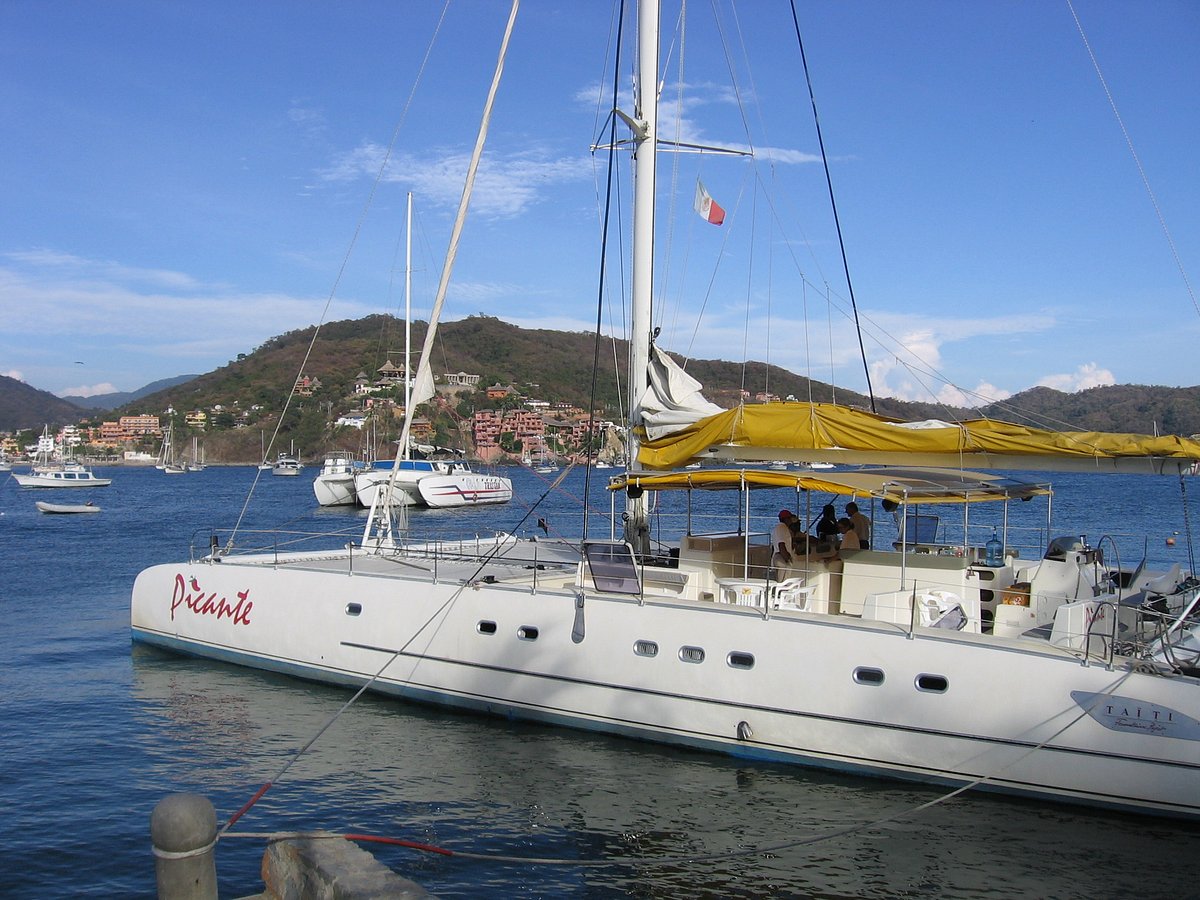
[693,179,726,226]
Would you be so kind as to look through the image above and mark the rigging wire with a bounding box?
[584,0,628,541]
[787,0,875,413]
[1067,0,1197,321]
[224,2,452,547]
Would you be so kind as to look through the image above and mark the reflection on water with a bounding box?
[131,645,1197,899]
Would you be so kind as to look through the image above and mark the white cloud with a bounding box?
[1036,363,1116,392]
[320,144,589,218]
[3,249,204,291]
[858,311,1057,403]
[933,381,1013,408]
[287,100,327,141]
[0,251,374,392]
[60,382,118,398]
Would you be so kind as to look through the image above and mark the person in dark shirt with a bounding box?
[814,503,839,544]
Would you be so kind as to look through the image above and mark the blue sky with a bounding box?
[1,1,1196,413]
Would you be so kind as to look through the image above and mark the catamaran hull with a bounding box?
[354,470,422,507]
[130,556,1200,819]
[418,473,513,508]
[313,474,358,507]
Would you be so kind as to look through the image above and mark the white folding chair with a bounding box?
[770,577,813,610]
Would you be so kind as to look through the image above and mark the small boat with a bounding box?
[13,424,113,488]
[14,463,112,488]
[36,501,100,514]
[271,446,303,476]
[155,422,187,473]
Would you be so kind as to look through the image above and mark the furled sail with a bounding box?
[637,401,1200,474]
[639,345,725,440]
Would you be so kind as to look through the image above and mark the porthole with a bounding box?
[345,603,362,616]
[916,673,949,693]
[853,666,885,686]
[634,640,659,658]
[679,645,705,664]
[727,651,755,670]
[517,625,540,641]
[477,620,497,635]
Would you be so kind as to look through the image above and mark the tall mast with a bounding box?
[624,0,658,554]
[403,191,413,461]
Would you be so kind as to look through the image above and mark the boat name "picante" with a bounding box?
[171,573,252,625]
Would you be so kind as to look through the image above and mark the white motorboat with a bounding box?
[271,448,302,476]
[36,501,100,514]
[14,425,112,488]
[15,466,112,488]
[131,1,1200,820]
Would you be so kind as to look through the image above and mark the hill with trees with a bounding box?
[0,374,87,432]
[5,315,1199,460]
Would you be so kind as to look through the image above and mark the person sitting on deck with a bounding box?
[814,504,839,544]
[837,517,861,551]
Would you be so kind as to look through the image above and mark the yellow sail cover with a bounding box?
[637,402,1200,474]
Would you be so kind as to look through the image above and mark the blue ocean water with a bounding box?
[1,464,1196,898]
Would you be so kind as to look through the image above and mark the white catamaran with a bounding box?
[130,1,1200,820]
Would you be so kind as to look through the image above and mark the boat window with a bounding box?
[727,651,755,670]
[517,625,539,641]
[853,666,885,686]
[679,646,705,664]
[916,673,949,693]
[345,603,362,616]
[477,620,497,635]
[634,640,658,658]
[583,542,641,594]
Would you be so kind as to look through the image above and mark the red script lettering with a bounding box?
[170,574,253,625]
